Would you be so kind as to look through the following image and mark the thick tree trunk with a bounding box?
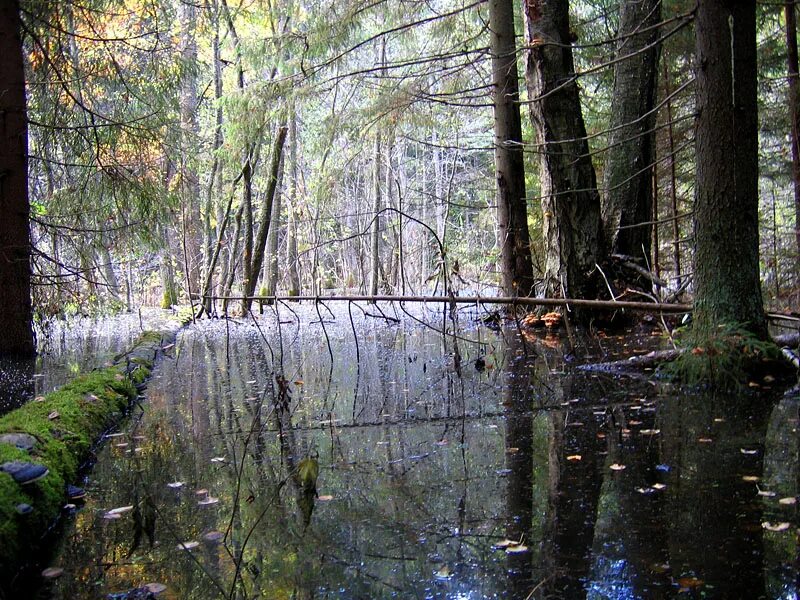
[786,1,800,302]
[523,0,603,302]
[489,0,535,297]
[693,0,766,337]
[601,0,661,263]
[0,0,34,356]
[241,125,289,314]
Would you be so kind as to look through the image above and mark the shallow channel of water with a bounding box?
[40,304,800,599]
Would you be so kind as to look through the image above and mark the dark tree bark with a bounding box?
[489,0,535,297]
[786,1,800,302]
[601,0,661,263]
[241,125,288,314]
[286,108,301,296]
[693,0,766,337]
[523,0,603,301]
[0,0,35,356]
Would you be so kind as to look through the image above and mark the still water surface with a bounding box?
[43,304,799,599]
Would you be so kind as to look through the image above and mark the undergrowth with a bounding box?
[661,322,784,390]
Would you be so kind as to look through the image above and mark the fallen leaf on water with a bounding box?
[567,455,582,461]
[609,463,626,471]
[748,381,760,388]
[210,456,226,463]
[177,541,200,550]
[144,583,167,595]
[697,437,713,443]
[628,420,642,426]
[34,396,45,403]
[434,440,449,446]
[195,489,209,496]
[294,379,304,386]
[198,496,219,506]
[106,505,134,515]
[635,487,654,495]
[167,481,185,489]
[640,429,660,436]
[48,411,60,420]
[318,495,334,501]
[757,489,777,497]
[779,497,797,505]
[677,576,704,589]
[762,521,791,532]
[740,448,758,455]
[652,483,667,490]
[103,512,122,520]
[202,531,225,544]
[506,447,519,454]
[114,443,129,449]
[435,565,452,579]
[505,544,529,554]
[41,567,64,579]
[492,539,517,549]
[742,475,760,482]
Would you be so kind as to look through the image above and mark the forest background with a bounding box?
[0,0,798,355]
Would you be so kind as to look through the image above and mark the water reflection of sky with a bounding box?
[29,304,800,599]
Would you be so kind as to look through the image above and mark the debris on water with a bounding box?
[762,522,791,532]
[202,531,225,544]
[177,541,200,550]
[167,481,185,488]
[41,566,64,579]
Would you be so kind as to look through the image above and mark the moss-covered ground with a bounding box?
[0,329,175,584]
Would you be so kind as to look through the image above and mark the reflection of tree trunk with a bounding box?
[660,395,770,598]
[263,146,285,300]
[95,233,120,301]
[504,332,534,595]
[540,411,604,598]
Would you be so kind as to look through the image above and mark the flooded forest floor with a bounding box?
[9,304,800,599]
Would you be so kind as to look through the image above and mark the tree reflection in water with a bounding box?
[39,306,798,599]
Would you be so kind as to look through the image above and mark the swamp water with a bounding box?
[38,304,800,599]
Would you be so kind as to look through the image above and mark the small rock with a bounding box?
[0,433,37,453]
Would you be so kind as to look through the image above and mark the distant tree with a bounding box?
[693,0,766,337]
[0,0,34,356]
[489,0,535,297]
[523,0,603,302]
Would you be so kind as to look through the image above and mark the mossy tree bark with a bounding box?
[0,0,34,357]
[601,0,661,264]
[523,0,603,302]
[693,0,766,338]
[489,0,535,297]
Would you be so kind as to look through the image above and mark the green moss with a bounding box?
[0,330,171,583]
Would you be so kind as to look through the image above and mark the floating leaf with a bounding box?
[167,481,185,489]
[635,487,655,495]
[41,567,64,579]
[677,576,704,589]
[198,496,219,506]
[757,489,776,497]
[318,494,334,501]
[505,544,529,554]
[107,505,134,515]
[210,456,226,463]
[609,463,626,471]
[103,512,122,520]
[435,565,452,579]
[294,380,304,386]
[651,483,667,490]
[779,497,797,505]
[740,448,758,455]
[492,539,517,549]
[177,541,200,550]
[742,475,760,482]
[762,521,791,532]
[202,531,225,544]
[640,429,660,436]
[144,583,167,595]
[697,438,713,443]
[566,455,582,461]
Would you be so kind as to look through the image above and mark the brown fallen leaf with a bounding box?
[762,521,791,532]
[609,463,626,471]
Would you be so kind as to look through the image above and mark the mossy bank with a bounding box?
[0,328,178,591]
